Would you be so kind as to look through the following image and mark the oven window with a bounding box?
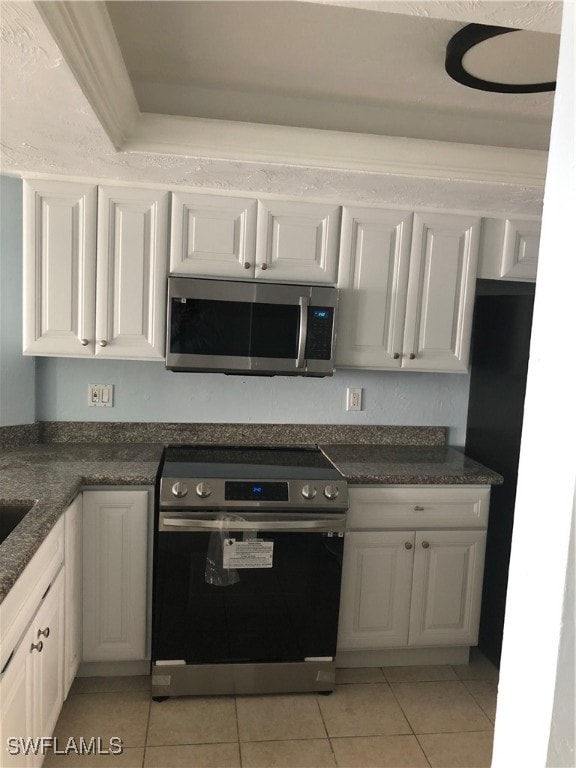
[170,299,299,359]
[152,531,343,665]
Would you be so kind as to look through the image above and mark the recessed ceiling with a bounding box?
[106,0,558,149]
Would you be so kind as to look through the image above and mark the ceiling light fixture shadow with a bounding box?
[445,23,556,94]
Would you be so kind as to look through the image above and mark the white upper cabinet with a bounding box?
[170,193,257,278]
[478,217,540,281]
[23,180,97,356]
[23,180,169,360]
[403,212,480,372]
[170,195,339,284]
[96,186,169,359]
[336,208,480,372]
[336,207,412,368]
[255,200,340,283]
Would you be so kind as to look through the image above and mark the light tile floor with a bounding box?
[44,650,498,768]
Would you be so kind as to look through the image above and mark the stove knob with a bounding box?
[195,482,212,499]
[323,484,339,501]
[301,484,317,500]
[171,482,189,498]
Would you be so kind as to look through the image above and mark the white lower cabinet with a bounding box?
[82,490,149,662]
[0,567,65,768]
[337,486,489,655]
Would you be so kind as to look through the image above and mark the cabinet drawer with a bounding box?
[0,517,64,671]
[346,486,490,530]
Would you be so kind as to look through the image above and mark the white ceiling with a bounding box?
[0,1,558,214]
[106,0,558,149]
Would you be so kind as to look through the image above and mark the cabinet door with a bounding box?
[408,530,487,647]
[255,201,340,283]
[0,624,34,767]
[23,179,97,357]
[403,212,480,372]
[336,207,412,369]
[338,531,415,650]
[170,192,257,277]
[96,187,169,360]
[64,496,82,696]
[501,218,540,280]
[478,217,540,282]
[32,568,65,744]
[82,491,149,662]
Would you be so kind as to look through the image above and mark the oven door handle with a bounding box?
[160,517,344,533]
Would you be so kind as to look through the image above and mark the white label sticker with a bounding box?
[222,538,274,569]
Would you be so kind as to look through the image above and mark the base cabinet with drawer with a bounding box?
[0,520,65,768]
[337,486,489,662]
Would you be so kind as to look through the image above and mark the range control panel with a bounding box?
[159,477,348,511]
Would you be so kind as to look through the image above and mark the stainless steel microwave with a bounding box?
[165,277,338,376]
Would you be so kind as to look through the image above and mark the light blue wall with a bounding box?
[0,176,35,426]
[36,358,471,445]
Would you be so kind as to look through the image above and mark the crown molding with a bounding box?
[126,113,548,187]
[35,0,139,149]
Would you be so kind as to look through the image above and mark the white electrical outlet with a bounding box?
[88,384,114,407]
[346,387,363,411]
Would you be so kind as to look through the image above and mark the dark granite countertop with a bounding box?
[0,443,164,603]
[0,439,501,605]
[321,444,503,486]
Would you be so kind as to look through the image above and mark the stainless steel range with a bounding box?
[152,445,348,698]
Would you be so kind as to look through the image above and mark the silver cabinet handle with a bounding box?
[243,262,251,269]
[81,339,89,346]
[260,263,268,270]
[98,340,108,347]
[422,541,430,549]
[38,627,50,639]
[296,296,310,370]
[414,505,425,511]
[31,641,43,653]
[405,542,413,550]
[393,353,400,359]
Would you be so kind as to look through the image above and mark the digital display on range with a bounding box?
[225,481,289,501]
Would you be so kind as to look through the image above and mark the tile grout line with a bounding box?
[414,733,434,768]
[386,680,416,738]
[314,690,338,766]
[234,695,243,768]
[141,690,152,768]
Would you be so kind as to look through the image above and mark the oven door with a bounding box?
[165,277,336,376]
[152,513,345,665]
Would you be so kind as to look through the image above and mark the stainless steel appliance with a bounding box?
[165,277,338,376]
[152,445,348,698]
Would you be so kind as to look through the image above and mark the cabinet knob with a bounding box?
[409,353,416,360]
[80,339,89,346]
[98,340,108,347]
[405,542,413,550]
[413,505,425,511]
[393,352,400,359]
[243,262,251,269]
[422,541,430,549]
[38,627,50,639]
[30,641,43,653]
[260,263,268,270]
